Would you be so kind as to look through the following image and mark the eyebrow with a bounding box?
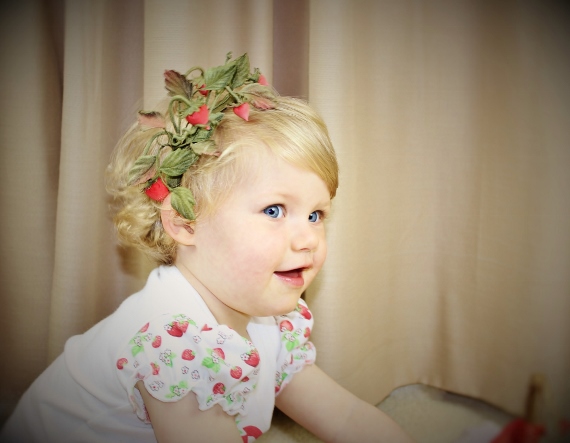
[264,191,331,207]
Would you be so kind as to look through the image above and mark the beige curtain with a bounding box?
[1,0,569,432]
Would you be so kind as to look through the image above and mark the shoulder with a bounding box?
[115,312,260,422]
[273,299,317,394]
[274,298,314,342]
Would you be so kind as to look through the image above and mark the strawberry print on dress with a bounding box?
[239,423,264,443]
[115,298,316,442]
[274,299,316,395]
[115,313,258,423]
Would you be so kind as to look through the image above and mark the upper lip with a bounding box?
[275,263,313,273]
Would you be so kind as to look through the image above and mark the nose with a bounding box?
[290,220,320,252]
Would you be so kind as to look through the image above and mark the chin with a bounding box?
[249,298,299,318]
[275,295,303,316]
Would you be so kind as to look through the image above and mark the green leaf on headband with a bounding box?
[251,67,261,82]
[137,111,166,128]
[180,100,202,118]
[211,90,233,113]
[170,187,196,221]
[231,53,250,89]
[127,155,156,186]
[170,131,193,149]
[164,70,193,97]
[204,62,237,90]
[191,140,217,155]
[164,176,181,189]
[209,112,224,125]
[240,82,276,99]
[192,127,213,143]
[159,148,199,176]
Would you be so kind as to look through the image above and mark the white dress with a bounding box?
[1,266,315,443]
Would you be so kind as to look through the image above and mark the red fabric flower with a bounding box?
[186,104,209,126]
[198,84,208,96]
[145,178,170,201]
[233,103,250,121]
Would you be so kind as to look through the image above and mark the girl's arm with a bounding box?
[135,381,242,442]
[275,364,415,443]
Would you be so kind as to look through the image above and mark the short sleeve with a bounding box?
[274,299,317,395]
[115,313,259,422]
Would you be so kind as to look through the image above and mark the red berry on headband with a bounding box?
[258,74,268,86]
[186,104,209,125]
[233,103,250,121]
[145,178,169,201]
[198,84,208,96]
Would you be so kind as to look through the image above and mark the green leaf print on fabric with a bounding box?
[129,331,154,357]
[282,331,301,352]
[173,314,196,326]
[204,382,242,407]
[276,372,287,389]
[130,336,144,357]
[224,390,244,406]
[201,347,225,373]
[159,349,177,367]
[165,380,189,399]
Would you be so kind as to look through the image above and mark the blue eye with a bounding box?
[308,211,321,223]
[263,205,284,219]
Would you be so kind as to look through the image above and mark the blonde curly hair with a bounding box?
[106,95,338,265]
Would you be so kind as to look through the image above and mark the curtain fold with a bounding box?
[306,0,570,421]
[0,0,63,422]
[47,0,146,361]
[143,0,274,109]
[1,0,569,431]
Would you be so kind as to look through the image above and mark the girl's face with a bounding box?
[182,148,331,318]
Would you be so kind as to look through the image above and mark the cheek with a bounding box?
[240,241,281,271]
[315,235,328,267]
[221,233,282,275]
[235,224,283,253]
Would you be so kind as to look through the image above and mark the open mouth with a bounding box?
[274,268,304,278]
[274,268,307,287]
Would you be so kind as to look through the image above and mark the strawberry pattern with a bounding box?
[2,266,316,443]
[274,299,316,395]
[116,313,258,421]
[115,299,315,441]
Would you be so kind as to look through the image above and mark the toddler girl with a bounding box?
[1,54,413,442]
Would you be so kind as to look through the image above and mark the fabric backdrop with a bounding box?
[1,0,569,433]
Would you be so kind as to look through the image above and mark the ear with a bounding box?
[160,194,196,246]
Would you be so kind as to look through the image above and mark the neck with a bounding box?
[174,259,251,339]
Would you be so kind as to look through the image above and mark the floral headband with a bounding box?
[127,53,276,221]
